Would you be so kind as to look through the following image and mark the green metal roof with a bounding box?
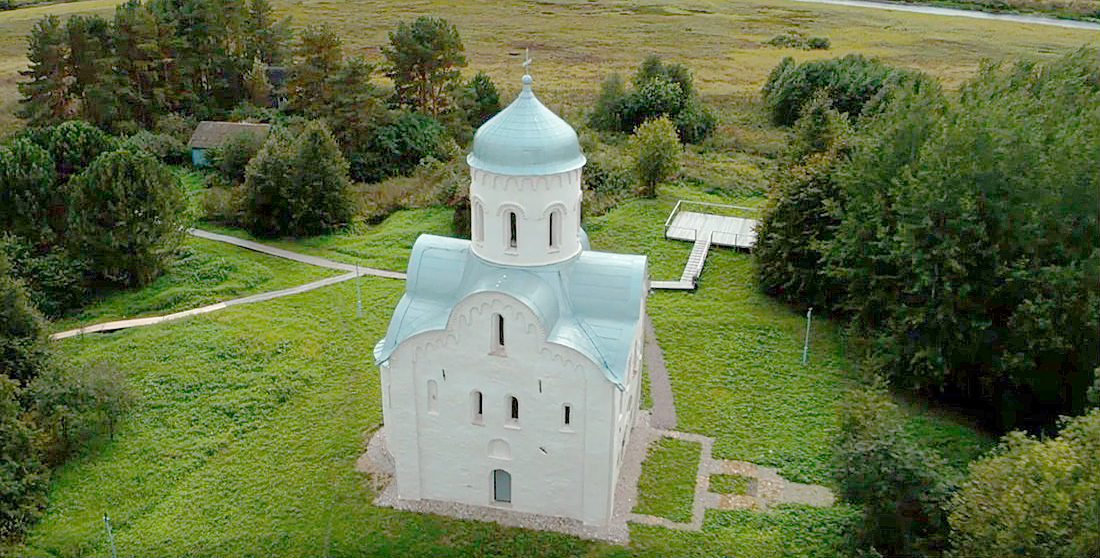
[466,75,587,176]
[374,235,647,389]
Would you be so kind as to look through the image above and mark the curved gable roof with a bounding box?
[374,235,647,389]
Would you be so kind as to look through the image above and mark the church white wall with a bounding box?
[469,168,584,267]
[382,292,622,524]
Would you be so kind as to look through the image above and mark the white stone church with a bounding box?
[373,73,648,526]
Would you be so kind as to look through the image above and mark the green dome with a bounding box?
[467,75,586,176]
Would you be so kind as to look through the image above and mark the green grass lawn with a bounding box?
[12,199,992,557]
[633,437,701,523]
[48,235,336,334]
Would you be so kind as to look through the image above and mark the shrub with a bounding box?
[0,254,49,385]
[29,362,135,466]
[948,409,1100,558]
[762,54,919,126]
[766,31,808,48]
[66,149,187,286]
[456,71,501,128]
[834,387,957,557]
[198,173,243,223]
[807,37,830,50]
[0,376,47,541]
[619,78,685,133]
[124,131,187,164]
[588,73,626,133]
[350,110,449,183]
[153,113,195,143]
[674,96,717,144]
[630,116,680,198]
[0,235,89,318]
[0,138,57,245]
[208,130,266,184]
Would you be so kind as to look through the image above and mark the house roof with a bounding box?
[466,75,586,176]
[187,121,271,149]
[374,235,647,389]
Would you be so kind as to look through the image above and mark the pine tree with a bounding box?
[288,25,342,117]
[243,0,290,65]
[383,16,466,116]
[18,16,72,126]
[65,14,111,126]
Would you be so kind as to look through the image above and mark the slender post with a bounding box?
[103,512,118,558]
[355,264,363,318]
[802,307,813,364]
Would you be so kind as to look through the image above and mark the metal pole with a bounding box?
[802,307,813,364]
[103,512,117,558]
[355,264,362,319]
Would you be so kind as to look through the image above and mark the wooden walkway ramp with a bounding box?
[651,201,759,291]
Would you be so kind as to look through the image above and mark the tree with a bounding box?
[349,109,449,183]
[65,15,112,125]
[242,0,290,65]
[0,375,47,541]
[834,387,957,557]
[630,116,680,198]
[456,71,501,128]
[243,126,294,236]
[243,123,352,236]
[110,0,171,127]
[22,120,121,183]
[288,25,343,117]
[588,73,626,132]
[0,254,49,386]
[243,57,273,107]
[18,15,71,126]
[326,58,385,156]
[66,149,186,286]
[383,16,466,116]
[0,139,58,246]
[288,120,353,235]
[948,409,1099,558]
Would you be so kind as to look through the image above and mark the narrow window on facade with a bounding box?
[563,404,572,427]
[490,313,505,354]
[427,380,438,413]
[508,211,518,249]
[549,210,560,249]
[509,396,519,422]
[473,202,484,243]
[471,390,484,424]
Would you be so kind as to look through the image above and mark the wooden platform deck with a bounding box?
[665,211,758,249]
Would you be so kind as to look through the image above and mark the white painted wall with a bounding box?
[382,292,639,525]
[469,168,584,267]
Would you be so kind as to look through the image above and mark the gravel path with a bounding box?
[49,228,406,340]
[643,315,678,429]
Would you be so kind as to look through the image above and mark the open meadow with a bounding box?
[3,0,1095,555]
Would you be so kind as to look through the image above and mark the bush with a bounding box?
[765,31,830,50]
[0,254,49,385]
[350,110,449,183]
[834,387,958,557]
[29,362,135,466]
[630,116,680,199]
[124,131,188,165]
[807,37,830,50]
[66,149,187,286]
[243,127,294,236]
[619,78,685,133]
[456,71,501,128]
[948,409,1099,558]
[0,235,89,318]
[588,73,626,133]
[208,130,266,184]
[674,96,717,144]
[762,54,920,126]
[153,113,195,143]
[0,376,47,542]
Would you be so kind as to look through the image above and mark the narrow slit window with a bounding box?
[471,390,483,424]
[491,313,505,352]
[508,211,518,249]
[510,396,519,421]
[474,202,484,243]
[549,210,560,249]
[427,380,438,413]
[563,404,572,427]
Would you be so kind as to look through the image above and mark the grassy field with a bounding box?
[0,0,1096,137]
[9,191,992,556]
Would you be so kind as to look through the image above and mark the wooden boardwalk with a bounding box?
[665,211,758,249]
